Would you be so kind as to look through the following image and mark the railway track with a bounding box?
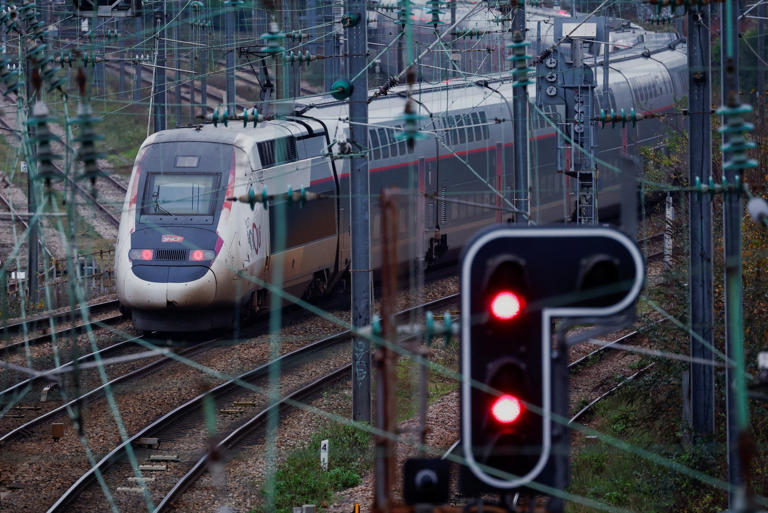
[45,294,458,513]
[441,318,662,460]
[0,115,122,227]
[0,335,216,445]
[2,297,119,340]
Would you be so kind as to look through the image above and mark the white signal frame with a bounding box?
[461,226,644,489]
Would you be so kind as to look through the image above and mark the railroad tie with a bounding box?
[232,401,256,407]
[148,454,179,462]
[220,408,244,415]
[135,437,160,448]
[127,477,156,483]
[116,487,145,494]
[138,464,167,471]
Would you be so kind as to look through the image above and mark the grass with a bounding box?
[568,381,726,513]
[254,422,373,513]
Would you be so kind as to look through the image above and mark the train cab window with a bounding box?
[378,128,390,159]
[471,112,482,140]
[258,136,297,168]
[141,173,219,217]
[370,129,381,160]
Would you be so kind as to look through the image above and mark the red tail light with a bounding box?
[190,249,204,261]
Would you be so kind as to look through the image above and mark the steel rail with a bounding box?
[0,117,121,226]
[1,298,119,338]
[46,294,458,513]
[0,338,215,445]
[0,335,142,403]
[0,312,123,355]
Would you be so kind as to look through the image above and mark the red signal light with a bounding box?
[491,394,523,424]
[141,249,153,261]
[190,249,204,261]
[490,291,523,320]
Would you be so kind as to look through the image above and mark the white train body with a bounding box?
[116,33,687,331]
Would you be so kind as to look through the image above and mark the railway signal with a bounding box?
[460,226,644,495]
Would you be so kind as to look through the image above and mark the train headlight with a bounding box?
[190,249,216,261]
[129,249,153,261]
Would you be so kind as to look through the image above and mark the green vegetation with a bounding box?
[255,422,373,513]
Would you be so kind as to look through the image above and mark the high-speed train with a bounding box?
[115,19,687,332]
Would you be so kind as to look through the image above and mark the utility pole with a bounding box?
[511,6,529,220]
[119,20,126,99]
[153,7,167,132]
[346,0,372,423]
[225,0,235,115]
[134,14,142,101]
[687,5,714,438]
[758,1,765,124]
[323,0,336,90]
[25,57,38,306]
[720,0,748,509]
[173,0,182,125]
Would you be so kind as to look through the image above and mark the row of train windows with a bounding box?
[633,79,666,103]
[369,126,410,161]
[258,136,298,168]
[366,111,492,161]
[437,111,491,147]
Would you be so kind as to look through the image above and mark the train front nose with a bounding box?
[122,264,217,310]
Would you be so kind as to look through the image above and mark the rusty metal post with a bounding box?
[374,189,399,513]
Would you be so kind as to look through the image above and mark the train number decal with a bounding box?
[247,222,262,255]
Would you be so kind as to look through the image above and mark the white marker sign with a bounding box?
[320,439,329,471]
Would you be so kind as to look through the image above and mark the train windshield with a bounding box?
[142,173,220,216]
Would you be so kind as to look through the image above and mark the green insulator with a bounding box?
[71,101,106,184]
[425,310,434,346]
[396,103,429,151]
[26,101,62,186]
[341,12,360,27]
[247,185,256,210]
[716,102,758,172]
[224,0,244,5]
[507,30,531,87]
[191,0,203,7]
[260,18,285,54]
[330,78,353,100]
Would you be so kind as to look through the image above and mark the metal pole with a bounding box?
[119,21,126,99]
[174,0,182,125]
[134,15,142,101]
[688,5,714,438]
[201,25,207,114]
[759,1,765,123]
[512,14,529,219]
[323,0,336,90]
[346,0,371,423]
[25,53,37,306]
[153,7,167,133]
[721,1,745,508]
[225,1,235,115]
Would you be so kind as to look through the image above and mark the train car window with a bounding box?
[370,129,381,160]
[394,124,407,154]
[479,111,490,139]
[258,137,297,168]
[456,115,466,144]
[463,114,474,142]
[269,195,336,250]
[378,128,390,159]
[386,128,398,156]
[471,112,482,140]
